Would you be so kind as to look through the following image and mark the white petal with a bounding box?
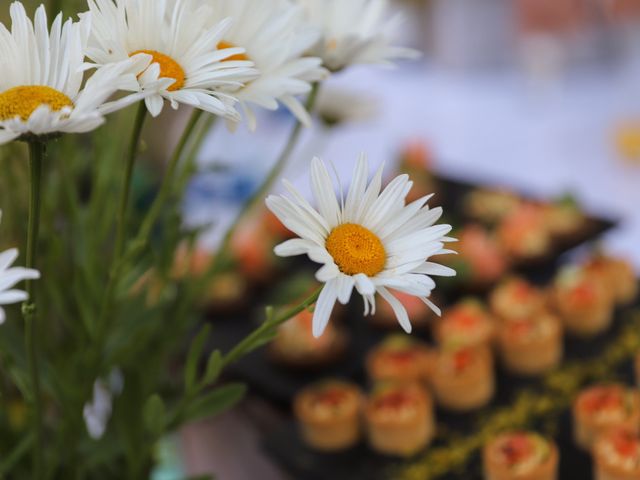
[0,248,19,271]
[412,262,456,277]
[312,282,338,337]
[273,238,314,257]
[316,262,340,282]
[336,274,355,304]
[354,273,375,296]
[0,289,28,304]
[377,287,412,333]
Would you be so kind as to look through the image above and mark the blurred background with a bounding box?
[176,1,640,479]
[6,1,640,479]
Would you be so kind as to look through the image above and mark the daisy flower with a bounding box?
[0,212,40,324]
[297,0,420,72]
[0,2,149,145]
[206,0,327,130]
[266,155,456,337]
[84,0,258,119]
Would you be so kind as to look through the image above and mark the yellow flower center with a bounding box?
[131,50,185,92]
[325,223,386,277]
[0,85,73,121]
[217,41,249,62]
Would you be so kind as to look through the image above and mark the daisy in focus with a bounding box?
[0,2,148,145]
[297,0,420,72]
[84,0,258,119]
[206,0,327,130]
[267,155,456,337]
[0,212,40,324]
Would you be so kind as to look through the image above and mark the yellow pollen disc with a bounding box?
[217,41,249,62]
[0,85,73,121]
[131,49,185,92]
[325,223,386,277]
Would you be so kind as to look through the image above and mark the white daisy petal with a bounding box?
[0,307,5,324]
[0,5,147,143]
[413,262,457,277]
[84,0,258,119]
[377,287,412,333]
[298,0,420,71]
[422,296,442,316]
[312,281,338,337]
[270,154,453,336]
[0,289,28,304]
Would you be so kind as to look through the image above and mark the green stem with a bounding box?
[196,83,321,291]
[22,140,46,480]
[167,287,322,430]
[223,287,322,367]
[130,109,203,256]
[114,102,147,267]
[96,102,147,336]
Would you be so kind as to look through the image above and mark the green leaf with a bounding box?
[143,394,166,436]
[184,383,246,423]
[185,324,211,393]
[203,350,223,385]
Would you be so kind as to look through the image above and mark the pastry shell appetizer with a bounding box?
[365,383,435,457]
[497,312,563,376]
[435,299,495,349]
[483,431,559,480]
[552,265,614,337]
[294,380,363,451]
[585,254,638,306]
[573,384,640,451]
[269,310,348,369]
[489,277,547,322]
[594,428,640,480]
[430,345,495,412]
[366,335,434,385]
[497,204,552,261]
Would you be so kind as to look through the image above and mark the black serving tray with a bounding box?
[262,304,638,480]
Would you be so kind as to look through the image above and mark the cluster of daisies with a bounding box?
[0,0,455,336]
[0,0,417,142]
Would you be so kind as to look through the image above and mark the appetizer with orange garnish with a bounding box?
[584,254,638,306]
[573,384,640,451]
[365,383,435,457]
[370,290,435,330]
[497,204,552,261]
[294,380,363,451]
[552,265,614,337]
[542,198,586,242]
[445,224,509,285]
[497,311,563,376]
[465,188,522,225]
[435,299,495,349]
[366,335,434,385]
[398,140,437,203]
[269,310,348,369]
[489,276,547,322]
[430,345,494,412]
[483,431,558,480]
[230,215,281,284]
[594,428,640,480]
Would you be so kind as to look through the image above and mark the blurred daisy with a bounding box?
[85,0,258,119]
[207,0,327,130]
[0,212,40,324]
[297,0,420,72]
[316,87,377,127]
[267,155,455,337]
[0,2,148,144]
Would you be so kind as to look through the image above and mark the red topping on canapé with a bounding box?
[374,391,414,411]
[581,387,623,413]
[569,282,597,304]
[512,280,534,301]
[508,320,534,337]
[611,430,640,457]
[449,309,480,329]
[385,349,418,365]
[500,434,533,465]
[314,387,349,407]
[453,349,473,372]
